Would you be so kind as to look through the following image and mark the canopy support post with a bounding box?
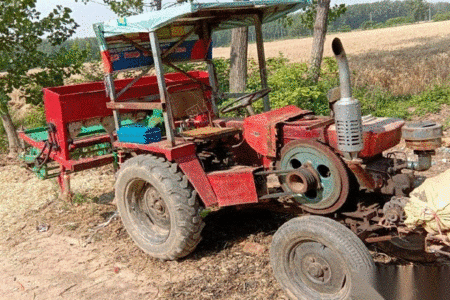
[149,31,175,146]
[105,74,121,130]
[254,13,270,112]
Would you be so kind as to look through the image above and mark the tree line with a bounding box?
[214,0,450,47]
[2,0,449,71]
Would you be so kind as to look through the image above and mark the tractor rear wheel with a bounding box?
[270,216,375,300]
[115,155,204,260]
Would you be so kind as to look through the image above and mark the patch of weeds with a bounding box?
[444,117,450,130]
[72,193,89,204]
[354,84,450,120]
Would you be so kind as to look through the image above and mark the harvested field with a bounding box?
[214,21,450,62]
[215,20,450,95]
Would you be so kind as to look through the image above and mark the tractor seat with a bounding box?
[181,126,241,141]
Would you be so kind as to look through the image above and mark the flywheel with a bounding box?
[277,140,350,214]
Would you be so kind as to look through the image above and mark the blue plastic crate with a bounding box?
[117,124,161,144]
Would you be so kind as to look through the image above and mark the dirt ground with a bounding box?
[0,159,293,300]
[1,123,449,300]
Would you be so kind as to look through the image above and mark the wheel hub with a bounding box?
[144,187,170,229]
[290,241,346,295]
[285,164,320,194]
[278,140,350,214]
[303,255,331,284]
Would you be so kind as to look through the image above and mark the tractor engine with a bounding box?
[243,38,443,215]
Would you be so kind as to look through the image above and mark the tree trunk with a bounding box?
[309,0,331,84]
[0,110,21,157]
[155,0,162,10]
[229,26,248,93]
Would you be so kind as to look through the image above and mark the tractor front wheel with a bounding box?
[270,216,375,300]
[115,155,204,260]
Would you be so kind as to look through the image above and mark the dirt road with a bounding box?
[0,163,291,300]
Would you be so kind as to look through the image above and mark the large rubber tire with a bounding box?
[270,216,375,300]
[115,155,204,260]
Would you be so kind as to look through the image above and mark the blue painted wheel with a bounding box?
[278,140,350,214]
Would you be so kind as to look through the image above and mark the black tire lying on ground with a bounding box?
[270,215,376,300]
[115,154,204,260]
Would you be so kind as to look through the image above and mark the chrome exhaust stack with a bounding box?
[331,38,363,160]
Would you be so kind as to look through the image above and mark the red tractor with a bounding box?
[19,1,444,299]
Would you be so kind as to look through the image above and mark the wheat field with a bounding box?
[214,20,450,95]
[214,20,450,62]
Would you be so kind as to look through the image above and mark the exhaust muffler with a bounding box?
[331,38,363,160]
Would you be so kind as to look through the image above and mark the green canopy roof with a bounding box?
[97,0,309,37]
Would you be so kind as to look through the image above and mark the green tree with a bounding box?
[299,0,347,31]
[76,0,156,16]
[406,0,428,22]
[0,0,81,156]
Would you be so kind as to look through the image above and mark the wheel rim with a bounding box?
[286,239,350,298]
[279,143,343,210]
[125,178,170,244]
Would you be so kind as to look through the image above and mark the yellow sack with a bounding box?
[404,169,450,235]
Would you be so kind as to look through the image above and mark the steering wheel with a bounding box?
[220,88,271,115]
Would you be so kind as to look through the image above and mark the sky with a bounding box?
[36,0,447,38]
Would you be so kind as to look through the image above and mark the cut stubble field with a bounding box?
[216,20,450,95]
[214,20,450,62]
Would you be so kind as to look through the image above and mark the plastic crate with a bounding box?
[117,124,161,144]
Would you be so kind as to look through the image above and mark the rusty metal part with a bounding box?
[277,140,350,214]
[380,172,415,196]
[377,232,436,262]
[402,121,443,150]
[380,196,409,227]
[365,235,393,243]
[405,138,442,151]
[305,118,334,130]
[106,101,163,111]
[402,121,443,141]
[426,233,450,247]
[285,165,319,194]
[345,159,378,190]
[342,203,383,235]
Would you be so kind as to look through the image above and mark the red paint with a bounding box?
[325,118,404,158]
[114,139,196,161]
[20,71,211,196]
[243,105,312,157]
[282,116,404,158]
[57,166,71,200]
[43,71,209,163]
[191,39,212,60]
[176,155,218,207]
[101,50,113,74]
[207,167,259,207]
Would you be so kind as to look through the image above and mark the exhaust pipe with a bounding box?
[332,38,352,99]
[332,38,363,160]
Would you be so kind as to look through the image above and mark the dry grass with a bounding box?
[214,20,450,95]
[350,36,450,95]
